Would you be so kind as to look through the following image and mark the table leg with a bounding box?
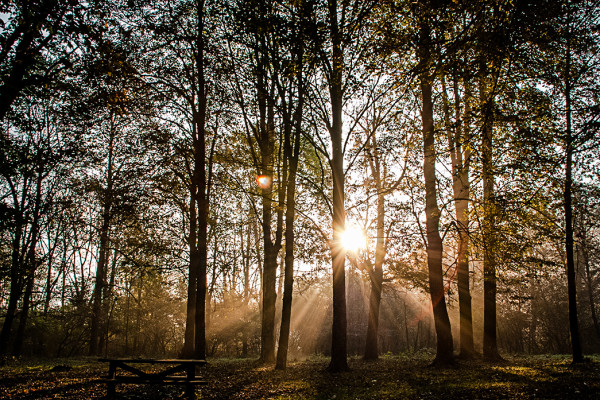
[185,364,195,399]
[107,381,116,399]
[107,361,116,399]
[108,362,116,379]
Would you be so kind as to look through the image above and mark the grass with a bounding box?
[0,353,598,399]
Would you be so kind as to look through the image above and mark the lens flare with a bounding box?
[256,174,272,189]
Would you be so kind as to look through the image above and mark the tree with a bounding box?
[0,0,87,121]
[229,0,286,364]
[80,18,146,355]
[442,72,475,359]
[360,124,409,360]
[0,107,49,356]
[557,0,600,363]
[325,0,348,372]
[562,5,583,362]
[479,68,501,361]
[470,0,515,361]
[0,84,81,356]
[275,0,311,371]
[191,0,211,361]
[574,183,600,344]
[416,4,453,365]
[128,0,223,359]
[343,74,412,361]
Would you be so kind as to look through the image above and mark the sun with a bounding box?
[340,226,366,252]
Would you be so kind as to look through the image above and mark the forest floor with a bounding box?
[0,353,598,399]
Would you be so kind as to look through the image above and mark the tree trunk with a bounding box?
[12,274,34,357]
[257,50,279,365]
[364,241,383,360]
[43,229,59,316]
[182,206,198,358]
[275,124,300,370]
[579,219,600,340]
[90,118,116,356]
[13,157,43,357]
[43,228,61,316]
[327,0,349,373]
[182,0,211,360]
[455,110,474,359]
[564,21,583,362]
[253,211,263,309]
[90,220,110,356]
[194,0,209,360]
[275,26,304,369]
[261,251,275,355]
[100,248,117,356]
[364,136,385,361]
[242,216,251,357]
[16,143,56,352]
[584,252,600,341]
[275,23,307,367]
[258,140,277,364]
[443,75,475,359]
[419,21,453,366]
[44,262,53,315]
[564,120,583,363]
[125,279,131,354]
[480,74,501,361]
[0,213,24,356]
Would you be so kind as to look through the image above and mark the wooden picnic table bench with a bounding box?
[98,358,207,399]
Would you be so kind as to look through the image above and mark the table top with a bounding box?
[98,358,207,364]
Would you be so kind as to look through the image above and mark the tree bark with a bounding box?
[564,19,583,362]
[90,117,115,357]
[258,132,278,364]
[194,0,208,360]
[419,21,454,366]
[443,75,475,359]
[364,135,385,361]
[257,49,279,365]
[181,0,211,360]
[578,209,600,340]
[0,203,24,356]
[12,274,33,357]
[242,217,251,357]
[583,250,600,341]
[364,218,383,360]
[480,74,501,361]
[13,149,45,357]
[275,112,301,371]
[43,227,61,316]
[327,0,349,373]
[276,21,305,369]
[182,202,198,358]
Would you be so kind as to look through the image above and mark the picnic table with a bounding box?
[98,358,207,399]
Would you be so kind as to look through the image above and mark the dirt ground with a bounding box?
[0,353,599,399]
